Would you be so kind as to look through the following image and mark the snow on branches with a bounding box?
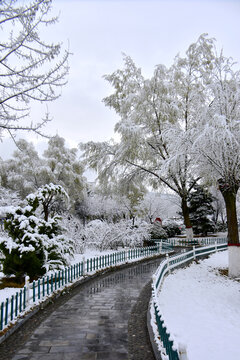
[0,183,73,280]
[81,219,151,251]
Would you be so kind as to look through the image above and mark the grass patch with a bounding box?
[218,268,228,277]
[0,277,25,289]
[218,268,240,282]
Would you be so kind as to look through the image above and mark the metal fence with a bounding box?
[150,240,228,360]
[163,236,227,247]
[0,242,173,334]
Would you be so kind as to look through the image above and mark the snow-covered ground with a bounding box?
[0,272,20,303]
[157,250,240,360]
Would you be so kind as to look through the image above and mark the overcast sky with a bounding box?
[0,0,240,159]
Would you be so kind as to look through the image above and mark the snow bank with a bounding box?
[158,250,240,360]
[0,287,19,303]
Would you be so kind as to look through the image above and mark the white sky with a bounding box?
[0,0,240,159]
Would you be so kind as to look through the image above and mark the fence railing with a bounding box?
[150,240,228,360]
[162,236,227,247]
[0,242,173,335]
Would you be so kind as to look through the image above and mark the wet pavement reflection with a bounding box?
[11,258,162,360]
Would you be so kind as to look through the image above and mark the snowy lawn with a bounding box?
[0,271,21,303]
[158,250,240,360]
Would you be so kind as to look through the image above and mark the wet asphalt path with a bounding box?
[0,257,164,360]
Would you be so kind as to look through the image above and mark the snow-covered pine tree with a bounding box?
[188,185,215,236]
[0,184,74,280]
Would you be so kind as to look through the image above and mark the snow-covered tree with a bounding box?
[193,51,240,276]
[80,35,216,239]
[1,136,86,210]
[60,214,84,253]
[43,135,86,206]
[210,187,226,228]
[82,219,151,251]
[0,184,74,280]
[3,139,46,198]
[139,192,180,224]
[0,0,69,138]
[188,184,215,236]
[114,180,146,225]
[79,191,125,223]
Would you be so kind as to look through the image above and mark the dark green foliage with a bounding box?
[163,222,182,237]
[2,250,45,281]
[188,184,215,236]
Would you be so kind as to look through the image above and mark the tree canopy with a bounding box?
[80,34,217,238]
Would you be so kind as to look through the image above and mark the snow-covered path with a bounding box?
[158,250,240,360]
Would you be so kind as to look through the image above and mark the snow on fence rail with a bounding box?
[163,237,227,247]
[150,240,228,360]
[0,242,173,335]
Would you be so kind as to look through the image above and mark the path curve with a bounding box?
[0,257,164,360]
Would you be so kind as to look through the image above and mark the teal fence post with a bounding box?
[23,287,26,310]
[65,268,67,284]
[42,277,45,298]
[10,295,14,321]
[15,292,18,317]
[38,279,41,300]
[0,302,4,330]
[19,290,22,313]
[55,273,57,290]
[5,298,9,326]
[51,274,53,293]
[33,281,36,302]
[58,271,61,288]
[47,276,49,295]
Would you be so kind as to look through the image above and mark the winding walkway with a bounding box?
[0,257,164,360]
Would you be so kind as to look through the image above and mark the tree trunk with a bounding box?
[181,197,193,240]
[219,188,239,245]
[219,181,240,277]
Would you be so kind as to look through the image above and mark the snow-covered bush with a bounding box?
[116,220,151,248]
[0,184,74,280]
[162,220,182,237]
[82,219,151,251]
[150,222,168,240]
[60,214,84,253]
